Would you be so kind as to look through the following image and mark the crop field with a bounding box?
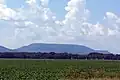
[0,59,120,80]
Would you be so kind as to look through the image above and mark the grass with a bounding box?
[0,59,120,80]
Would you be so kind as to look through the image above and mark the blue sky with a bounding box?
[0,0,120,53]
[86,0,120,23]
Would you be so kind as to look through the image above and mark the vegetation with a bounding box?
[0,60,120,80]
[0,52,120,60]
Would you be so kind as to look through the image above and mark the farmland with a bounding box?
[0,60,120,80]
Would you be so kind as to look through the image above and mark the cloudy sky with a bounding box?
[0,0,120,53]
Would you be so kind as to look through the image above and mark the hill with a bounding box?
[14,43,94,53]
[0,46,11,52]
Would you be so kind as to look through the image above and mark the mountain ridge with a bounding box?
[0,43,111,54]
[14,43,94,53]
[0,46,12,52]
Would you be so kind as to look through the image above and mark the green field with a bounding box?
[0,59,120,80]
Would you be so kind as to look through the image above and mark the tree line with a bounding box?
[0,52,120,60]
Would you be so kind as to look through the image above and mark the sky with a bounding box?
[0,0,120,53]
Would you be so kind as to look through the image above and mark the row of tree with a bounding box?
[0,52,120,60]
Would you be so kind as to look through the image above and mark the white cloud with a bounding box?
[26,0,37,6]
[105,12,118,20]
[0,0,120,53]
[40,0,49,7]
[0,0,5,4]
[63,0,89,24]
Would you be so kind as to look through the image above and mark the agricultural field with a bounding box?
[0,59,120,80]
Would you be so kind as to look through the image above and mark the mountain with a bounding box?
[15,43,94,53]
[0,43,112,54]
[0,46,11,52]
[95,50,112,54]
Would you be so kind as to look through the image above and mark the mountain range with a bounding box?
[0,43,111,54]
[0,46,12,52]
